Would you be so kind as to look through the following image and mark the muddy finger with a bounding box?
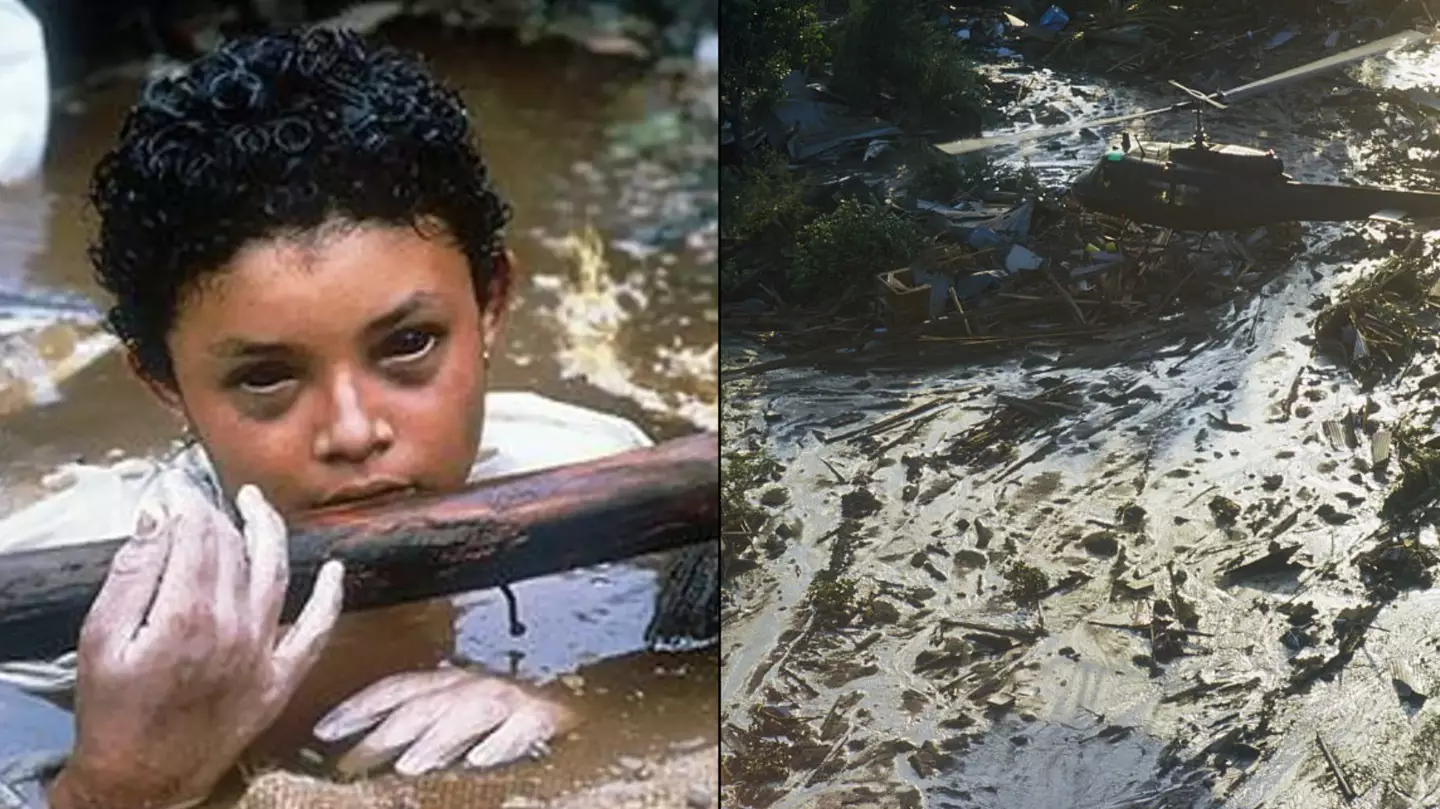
[209,486,247,638]
[464,700,566,770]
[392,678,514,776]
[237,484,287,636]
[80,505,172,661]
[146,471,222,631]
[333,680,470,776]
[272,559,344,687]
[313,667,471,743]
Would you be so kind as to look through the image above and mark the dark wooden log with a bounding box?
[0,433,718,662]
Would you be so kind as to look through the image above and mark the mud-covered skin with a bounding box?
[314,666,573,776]
[722,48,1440,809]
[51,472,344,809]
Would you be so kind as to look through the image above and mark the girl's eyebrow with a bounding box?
[209,338,290,359]
[207,292,442,359]
[362,291,441,338]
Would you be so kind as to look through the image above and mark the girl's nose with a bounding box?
[312,370,393,463]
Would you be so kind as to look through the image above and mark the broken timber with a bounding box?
[0,432,718,662]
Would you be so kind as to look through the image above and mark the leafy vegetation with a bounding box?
[721,444,782,571]
[719,0,828,122]
[829,0,983,131]
[791,198,925,296]
[719,0,989,305]
[720,151,818,296]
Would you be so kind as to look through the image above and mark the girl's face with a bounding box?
[145,220,508,518]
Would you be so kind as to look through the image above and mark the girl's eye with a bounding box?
[379,328,440,363]
[231,362,296,395]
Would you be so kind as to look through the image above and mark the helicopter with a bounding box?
[936,29,1440,231]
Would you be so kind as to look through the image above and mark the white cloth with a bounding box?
[0,391,654,690]
[0,0,48,187]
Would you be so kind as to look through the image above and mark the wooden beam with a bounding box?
[0,433,718,662]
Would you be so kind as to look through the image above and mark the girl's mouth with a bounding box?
[315,481,417,509]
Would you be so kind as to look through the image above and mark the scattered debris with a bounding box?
[1315,732,1358,803]
[722,8,1440,809]
[1314,239,1440,387]
[1003,561,1049,607]
[1209,495,1242,527]
[1392,659,1430,709]
[1221,542,1305,584]
[840,488,883,519]
[1355,537,1438,598]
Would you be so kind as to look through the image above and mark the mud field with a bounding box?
[721,31,1440,809]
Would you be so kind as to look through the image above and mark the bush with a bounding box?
[908,149,967,201]
[829,0,982,131]
[719,0,828,121]
[792,197,925,296]
[952,155,1046,199]
[720,150,815,249]
[719,150,818,296]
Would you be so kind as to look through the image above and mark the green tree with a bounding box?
[830,0,981,131]
[719,0,827,127]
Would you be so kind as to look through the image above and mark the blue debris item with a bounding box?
[1265,27,1298,51]
[1005,244,1045,272]
[0,682,72,809]
[990,199,1034,239]
[963,199,1035,250]
[1038,5,1070,32]
[968,226,1006,250]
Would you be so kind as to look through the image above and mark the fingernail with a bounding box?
[394,753,434,777]
[322,559,346,584]
[134,510,158,539]
[236,484,259,513]
[313,713,346,742]
[133,503,166,540]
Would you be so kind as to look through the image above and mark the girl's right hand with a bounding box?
[47,470,345,809]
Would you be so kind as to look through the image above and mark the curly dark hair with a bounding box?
[90,27,512,384]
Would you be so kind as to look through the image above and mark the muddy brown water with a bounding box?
[0,19,717,804]
[722,43,1440,809]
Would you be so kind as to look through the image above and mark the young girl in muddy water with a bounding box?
[0,26,660,809]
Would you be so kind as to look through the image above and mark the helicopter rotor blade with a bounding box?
[1169,80,1227,109]
[936,105,1173,155]
[1217,28,1431,103]
[934,28,1434,157]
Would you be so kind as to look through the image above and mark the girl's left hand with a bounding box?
[312,667,574,776]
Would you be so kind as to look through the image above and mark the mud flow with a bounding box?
[0,11,717,808]
[722,31,1440,809]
